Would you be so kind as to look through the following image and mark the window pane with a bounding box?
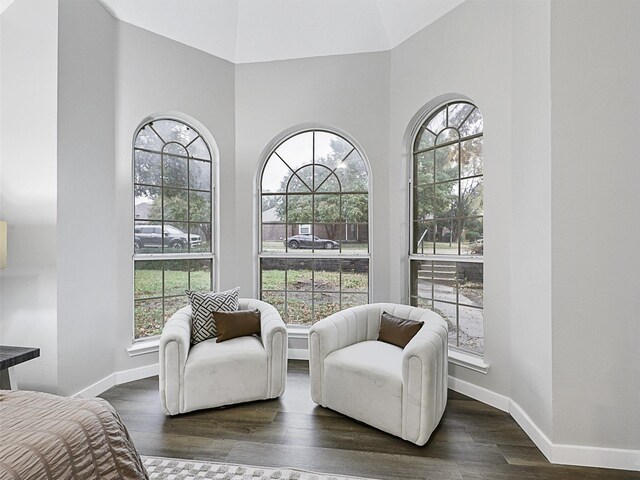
[341,258,368,292]
[342,194,368,223]
[336,150,368,192]
[135,221,162,253]
[447,103,474,129]
[459,305,483,354]
[152,120,197,145]
[163,222,189,251]
[164,295,188,323]
[433,301,457,347]
[434,181,459,219]
[461,137,483,178]
[315,171,341,193]
[315,131,351,169]
[341,293,368,310]
[414,220,435,254]
[435,128,459,146]
[287,292,312,325]
[262,195,285,223]
[135,187,161,220]
[134,298,163,339]
[286,259,312,291]
[427,108,447,135]
[187,136,211,160]
[414,128,435,151]
[164,260,188,297]
[135,150,162,186]
[314,292,340,323]
[286,195,312,223]
[411,260,434,301]
[163,155,188,188]
[275,131,313,171]
[435,144,458,182]
[414,152,434,186]
[190,159,211,190]
[134,261,162,299]
[189,259,212,292]
[189,223,211,253]
[312,224,342,254]
[262,155,291,193]
[459,108,483,138]
[261,258,286,290]
[164,189,188,221]
[458,262,483,308]
[313,259,340,292]
[433,261,457,303]
[314,194,341,223]
[460,177,483,217]
[163,142,188,157]
[135,126,164,151]
[414,185,435,222]
[461,217,483,256]
[435,219,460,255]
[262,224,286,253]
[262,291,285,315]
[189,191,211,222]
[340,223,368,254]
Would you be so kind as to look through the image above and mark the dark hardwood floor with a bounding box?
[100,361,638,480]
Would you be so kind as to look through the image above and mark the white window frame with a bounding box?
[407,98,485,361]
[256,126,372,328]
[131,115,218,345]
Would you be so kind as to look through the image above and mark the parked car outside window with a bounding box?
[285,235,339,250]
[134,224,201,250]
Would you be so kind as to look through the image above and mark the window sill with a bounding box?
[448,348,489,374]
[127,339,159,357]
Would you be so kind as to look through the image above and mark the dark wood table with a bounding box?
[0,345,40,390]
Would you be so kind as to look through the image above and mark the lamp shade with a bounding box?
[0,221,6,269]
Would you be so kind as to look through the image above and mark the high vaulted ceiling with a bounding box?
[98,0,464,64]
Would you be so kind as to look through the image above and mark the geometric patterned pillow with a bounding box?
[186,287,239,345]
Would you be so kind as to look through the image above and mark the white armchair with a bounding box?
[159,298,287,415]
[309,303,448,445]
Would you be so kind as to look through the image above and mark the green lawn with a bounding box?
[261,268,367,292]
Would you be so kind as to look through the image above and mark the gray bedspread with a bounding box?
[0,390,148,479]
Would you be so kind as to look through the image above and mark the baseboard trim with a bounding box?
[73,363,159,399]
[447,375,510,412]
[509,400,553,461]
[451,381,639,472]
[551,444,640,472]
[288,348,309,360]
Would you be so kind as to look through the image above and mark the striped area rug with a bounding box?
[141,456,377,480]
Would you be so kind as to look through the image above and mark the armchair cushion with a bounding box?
[187,287,239,344]
[324,341,403,437]
[183,336,268,413]
[214,309,261,342]
[378,311,424,348]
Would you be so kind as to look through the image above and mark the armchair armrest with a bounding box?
[159,306,192,415]
[239,298,287,398]
[401,310,448,445]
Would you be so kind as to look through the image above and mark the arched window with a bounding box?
[410,101,484,355]
[133,118,215,340]
[259,129,370,325]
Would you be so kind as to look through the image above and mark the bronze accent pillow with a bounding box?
[378,311,424,348]
[214,309,261,343]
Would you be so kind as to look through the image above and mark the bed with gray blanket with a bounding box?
[0,390,148,479]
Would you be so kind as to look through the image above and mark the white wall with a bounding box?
[113,21,236,371]
[235,52,391,303]
[389,0,513,399]
[0,0,58,392]
[56,0,117,396]
[509,0,553,438]
[550,0,640,450]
